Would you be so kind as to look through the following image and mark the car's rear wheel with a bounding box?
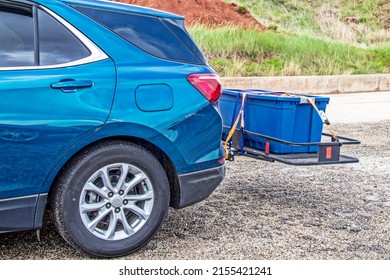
[51,141,169,257]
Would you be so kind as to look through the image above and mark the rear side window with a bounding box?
[74,6,205,65]
[0,8,35,67]
[0,4,91,68]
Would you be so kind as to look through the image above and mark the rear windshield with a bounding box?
[73,6,207,65]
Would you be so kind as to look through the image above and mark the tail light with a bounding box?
[187,73,222,103]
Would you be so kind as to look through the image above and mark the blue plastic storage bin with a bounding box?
[220,89,330,154]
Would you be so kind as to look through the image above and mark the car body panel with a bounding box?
[0,0,225,236]
[0,58,117,199]
[59,0,185,20]
[32,0,224,173]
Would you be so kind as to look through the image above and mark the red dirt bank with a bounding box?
[115,0,266,30]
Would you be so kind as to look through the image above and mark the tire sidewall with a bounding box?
[58,143,169,257]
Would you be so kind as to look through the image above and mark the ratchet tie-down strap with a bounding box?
[224,92,247,160]
[306,97,339,141]
[280,93,339,141]
[307,97,339,142]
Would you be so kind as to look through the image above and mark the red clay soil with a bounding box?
[115,0,267,30]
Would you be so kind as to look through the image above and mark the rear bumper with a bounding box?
[175,164,225,209]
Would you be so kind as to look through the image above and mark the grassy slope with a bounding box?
[188,0,390,76]
[226,0,390,44]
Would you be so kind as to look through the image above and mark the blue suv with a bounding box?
[0,0,225,257]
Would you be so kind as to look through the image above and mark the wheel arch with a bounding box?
[48,136,181,206]
[35,135,182,230]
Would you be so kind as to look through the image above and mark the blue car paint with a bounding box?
[38,1,223,164]
[0,58,117,199]
[0,0,224,232]
[135,84,174,112]
[62,0,185,20]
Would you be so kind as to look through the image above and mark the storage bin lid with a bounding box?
[222,88,330,104]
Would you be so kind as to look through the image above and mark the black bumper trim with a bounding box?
[176,164,225,209]
[0,193,47,233]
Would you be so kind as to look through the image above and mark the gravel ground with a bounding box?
[1,121,389,260]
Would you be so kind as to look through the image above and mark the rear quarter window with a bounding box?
[73,6,204,65]
[38,8,91,66]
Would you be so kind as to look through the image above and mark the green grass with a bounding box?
[226,0,320,35]
[189,25,390,76]
[224,0,390,45]
[186,0,390,76]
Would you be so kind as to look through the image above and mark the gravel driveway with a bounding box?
[1,119,389,260]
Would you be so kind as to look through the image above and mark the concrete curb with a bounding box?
[222,74,390,95]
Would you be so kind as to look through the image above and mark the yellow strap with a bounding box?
[283,93,338,141]
[307,97,319,112]
[224,92,247,159]
[307,97,338,141]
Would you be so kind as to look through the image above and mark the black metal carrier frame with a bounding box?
[224,126,361,166]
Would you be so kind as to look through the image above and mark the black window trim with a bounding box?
[32,5,39,66]
[0,4,108,71]
[0,0,32,14]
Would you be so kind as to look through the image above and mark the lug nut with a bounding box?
[108,192,113,197]
[115,208,120,213]
[119,190,124,195]
[106,203,111,209]
[123,200,128,205]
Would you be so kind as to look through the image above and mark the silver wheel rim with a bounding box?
[79,163,154,241]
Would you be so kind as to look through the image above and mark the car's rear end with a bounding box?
[59,0,226,208]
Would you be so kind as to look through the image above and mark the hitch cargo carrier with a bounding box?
[220,89,360,166]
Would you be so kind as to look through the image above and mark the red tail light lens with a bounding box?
[187,73,222,103]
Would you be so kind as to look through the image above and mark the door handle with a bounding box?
[51,79,93,93]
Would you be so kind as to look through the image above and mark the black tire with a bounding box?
[51,141,169,257]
